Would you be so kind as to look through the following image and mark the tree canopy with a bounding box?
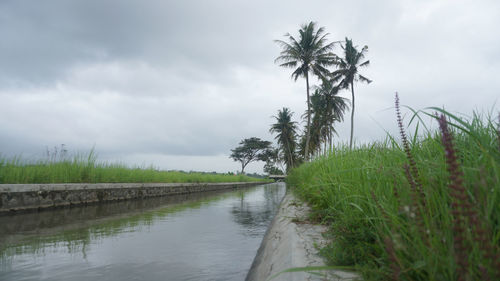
[269,107,298,172]
[229,137,272,174]
[274,25,372,156]
[331,37,372,149]
[275,21,336,160]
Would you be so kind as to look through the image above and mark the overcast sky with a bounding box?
[1,0,499,173]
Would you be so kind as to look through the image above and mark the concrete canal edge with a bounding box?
[0,182,263,214]
[246,191,359,281]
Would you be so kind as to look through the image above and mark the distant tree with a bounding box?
[331,37,372,149]
[269,107,298,172]
[230,137,272,174]
[275,22,336,160]
[245,172,267,179]
[260,147,285,175]
[264,163,284,175]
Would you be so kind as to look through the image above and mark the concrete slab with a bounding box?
[246,192,360,281]
[0,182,263,213]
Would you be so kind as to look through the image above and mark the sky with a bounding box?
[1,0,499,174]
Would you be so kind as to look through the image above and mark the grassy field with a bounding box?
[287,101,499,280]
[0,152,267,184]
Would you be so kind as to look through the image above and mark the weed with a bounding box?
[287,95,500,280]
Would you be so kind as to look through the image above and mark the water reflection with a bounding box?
[230,184,285,237]
[1,188,236,257]
[0,183,286,281]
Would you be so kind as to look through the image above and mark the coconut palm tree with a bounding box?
[269,108,298,172]
[308,91,324,156]
[308,83,349,155]
[275,22,336,160]
[331,37,372,149]
[316,82,349,151]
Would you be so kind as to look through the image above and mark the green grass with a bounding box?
[0,151,268,184]
[287,105,499,280]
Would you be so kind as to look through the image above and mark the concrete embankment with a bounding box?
[246,192,359,281]
[0,182,262,214]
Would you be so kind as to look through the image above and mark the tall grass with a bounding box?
[0,150,266,184]
[287,95,499,280]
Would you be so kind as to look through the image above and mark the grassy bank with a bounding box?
[0,152,267,184]
[287,104,499,280]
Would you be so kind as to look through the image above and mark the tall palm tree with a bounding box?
[308,91,324,156]
[275,22,336,160]
[308,83,349,155]
[331,37,372,150]
[316,81,349,151]
[269,108,298,172]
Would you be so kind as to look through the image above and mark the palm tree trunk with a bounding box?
[285,138,293,172]
[349,83,355,150]
[329,131,333,152]
[305,73,311,161]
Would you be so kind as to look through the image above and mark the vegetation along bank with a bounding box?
[286,96,500,280]
[0,151,268,184]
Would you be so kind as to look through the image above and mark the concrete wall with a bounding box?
[0,182,262,214]
[246,192,359,281]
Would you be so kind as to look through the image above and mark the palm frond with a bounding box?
[358,74,372,84]
[359,60,370,68]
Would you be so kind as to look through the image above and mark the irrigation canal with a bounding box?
[0,182,286,281]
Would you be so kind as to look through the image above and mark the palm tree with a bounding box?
[331,37,372,149]
[309,91,325,156]
[308,83,349,155]
[275,22,336,160]
[316,82,349,151]
[269,108,298,172]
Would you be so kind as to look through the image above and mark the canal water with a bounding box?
[0,182,286,281]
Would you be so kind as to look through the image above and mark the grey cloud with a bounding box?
[1,0,499,173]
[0,0,281,88]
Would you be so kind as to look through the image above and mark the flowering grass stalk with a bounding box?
[287,95,499,280]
